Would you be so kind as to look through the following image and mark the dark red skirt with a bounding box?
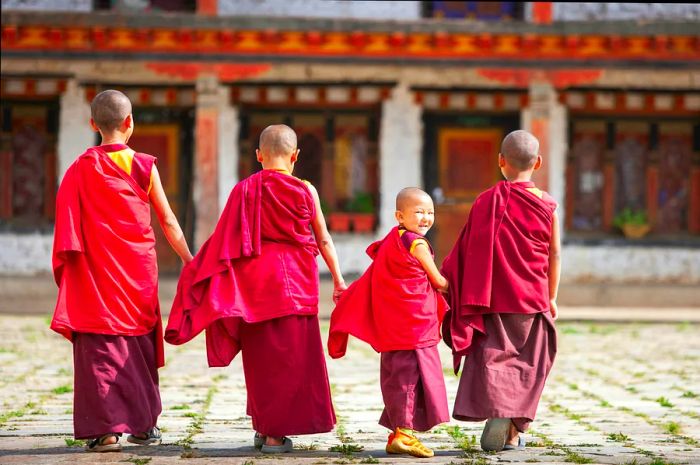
[72,331,161,439]
[379,345,450,432]
[452,312,556,432]
[238,315,336,437]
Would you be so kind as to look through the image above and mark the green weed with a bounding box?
[656,397,674,408]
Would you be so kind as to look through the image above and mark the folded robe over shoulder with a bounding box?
[51,147,164,367]
[328,227,449,358]
[165,170,320,367]
[441,180,556,372]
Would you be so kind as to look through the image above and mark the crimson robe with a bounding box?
[51,146,164,367]
[165,170,319,366]
[441,180,556,372]
[328,227,449,358]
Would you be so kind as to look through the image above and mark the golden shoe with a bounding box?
[385,428,434,458]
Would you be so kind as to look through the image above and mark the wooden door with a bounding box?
[128,124,182,273]
[433,127,503,262]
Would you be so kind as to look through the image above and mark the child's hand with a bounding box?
[438,281,449,293]
[333,281,348,303]
[549,299,558,320]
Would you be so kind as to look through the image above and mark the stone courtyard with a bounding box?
[0,309,699,465]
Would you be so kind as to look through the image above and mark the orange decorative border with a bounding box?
[2,24,698,62]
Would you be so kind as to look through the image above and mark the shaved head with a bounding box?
[259,124,297,157]
[501,130,540,170]
[91,90,132,132]
[396,187,431,211]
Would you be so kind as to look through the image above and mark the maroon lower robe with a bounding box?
[229,315,335,437]
[452,312,556,432]
[72,331,161,439]
[379,345,450,432]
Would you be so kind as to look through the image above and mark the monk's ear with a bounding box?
[89,118,100,133]
[533,155,542,170]
[123,114,133,131]
[256,149,264,163]
[498,153,506,168]
[291,148,300,163]
[394,210,403,224]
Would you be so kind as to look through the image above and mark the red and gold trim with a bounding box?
[414,90,528,111]
[83,85,195,106]
[2,24,698,62]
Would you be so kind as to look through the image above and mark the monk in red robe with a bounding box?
[329,188,450,458]
[442,130,561,452]
[51,90,193,453]
[165,124,346,453]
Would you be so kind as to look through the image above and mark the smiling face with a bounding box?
[395,191,435,236]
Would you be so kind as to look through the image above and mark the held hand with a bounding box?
[333,282,348,304]
[549,299,558,320]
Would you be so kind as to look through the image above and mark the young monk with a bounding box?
[441,129,561,452]
[165,124,346,453]
[51,90,193,452]
[328,187,450,458]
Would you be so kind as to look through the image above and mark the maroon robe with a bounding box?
[441,180,558,430]
[165,169,335,436]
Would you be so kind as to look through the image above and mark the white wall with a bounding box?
[217,88,239,213]
[378,84,423,237]
[57,80,94,181]
[552,3,700,21]
[218,0,421,20]
[1,0,90,11]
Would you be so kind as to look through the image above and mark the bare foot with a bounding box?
[265,436,284,446]
[506,421,520,446]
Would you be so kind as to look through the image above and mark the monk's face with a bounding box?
[395,194,435,236]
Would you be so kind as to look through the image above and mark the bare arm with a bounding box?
[548,210,561,319]
[412,243,449,292]
[308,184,346,302]
[149,165,193,264]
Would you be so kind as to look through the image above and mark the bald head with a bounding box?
[396,187,431,211]
[259,124,298,158]
[91,90,132,132]
[501,130,540,170]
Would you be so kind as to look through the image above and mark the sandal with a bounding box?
[503,435,526,451]
[127,426,162,446]
[480,418,510,452]
[261,436,293,454]
[386,428,434,458]
[86,433,122,453]
[254,432,265,449]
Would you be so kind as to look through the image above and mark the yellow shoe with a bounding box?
[385,428,434,458]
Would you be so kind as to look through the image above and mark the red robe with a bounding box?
[441,180,556,372]
[51,146,164,367]
[328,227,449,358]
[165,170,319,366]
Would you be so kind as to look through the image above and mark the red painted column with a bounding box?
[193,76,220,249]
[532,2,553,25]
[646,165,659,229]
[197,0,217,16]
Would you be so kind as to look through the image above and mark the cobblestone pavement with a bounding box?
[0,315,698,465]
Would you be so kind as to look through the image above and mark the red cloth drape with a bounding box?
[328,227,449,358]
[51,146,163,367]
[441,181,556,372]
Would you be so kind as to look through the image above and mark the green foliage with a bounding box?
[360,457,379,464]
[121,458,152,465]
[681,390,697,398]
[51,385,73,395]
[564,451,594,464]
[329,443,364,456]
[607,432,631,442]
[656,397,674,408]
[613,208,648,227]
[346,192,375,213]
[64,438,84,447]
[665,421,681,434]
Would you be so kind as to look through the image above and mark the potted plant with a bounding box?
[347,192,376,233]
[325,200,351,232]
[613,208,650,239]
